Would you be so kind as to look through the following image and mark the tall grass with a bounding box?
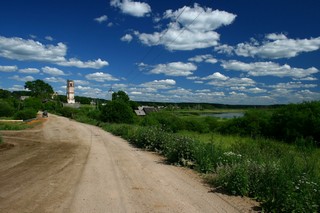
[101,123,320,212]
[0,122,30,130]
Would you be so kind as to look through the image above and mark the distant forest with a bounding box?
[7,90,283,109]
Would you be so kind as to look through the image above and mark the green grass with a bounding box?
[0,121,30,130]
[176,131,244,148]
[100,123,320,212]
[172,109,245,116]
[57,104,320,212]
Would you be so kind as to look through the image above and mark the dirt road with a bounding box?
[0,114,257,213]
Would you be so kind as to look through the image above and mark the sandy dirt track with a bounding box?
[0,114,258,213]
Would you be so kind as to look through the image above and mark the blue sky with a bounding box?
[0,0,319,105]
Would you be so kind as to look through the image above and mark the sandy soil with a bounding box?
[0,114,258,213]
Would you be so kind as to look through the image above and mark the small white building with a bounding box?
[66,80,75,104]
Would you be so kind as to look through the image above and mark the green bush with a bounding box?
[0,101,15,117]
[43,101,62,112]
[14,109,37,120]
[23,97,43,111]
[270,102,320,145]
[101,100,134,124]
[164,136,196,165]
[204,116,219,132]
[183,118,209,133]
[58,107,78,118]
[141,112,184,132]
[0,122,29,130]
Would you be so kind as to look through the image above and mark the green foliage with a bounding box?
[0,101,15,117]
[59,100,320,212]
[14,108,37,120]
[140,112,184,132]
[101,122,320,213]
[23,97,43,111]
[24,79,54,98]
[101,100,134,124]
[183,117,209,133]
[140,112,219,134]
[43,100,63,112]
[0,121,29,130]
[217,102,320,146]
[270,101,320,145]
[0,89,12,99]
[75,96,92,104]
[58,107,78,119]
[112,90,129,102]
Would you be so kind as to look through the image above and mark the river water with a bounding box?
[201,112,244,119]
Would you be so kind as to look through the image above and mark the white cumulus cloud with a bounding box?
[9,75,34,82]
[136,4,236,51]
[140,79,176,90]
[0,65,18,72]
[188,54,218,64]
[202,72,229,81]
[45,36,53,41]
[44,77,65,83]
[221,60,319,78]
[110,0,151,17]
[121,34,133,42]
[19,68,40,74]
[42,66,66,76]
[149,62,197,76]
[94,15,108,23]
[85,72,119,82]
[208,77,255,87]
[223,34,320,59]
[57,58,109,69]
[164,3,236,32]
[0,36,109,69]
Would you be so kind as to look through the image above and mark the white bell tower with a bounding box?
[67,80,75,104]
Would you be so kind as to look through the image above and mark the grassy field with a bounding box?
[100,123,320,212]
[171,108,245,116]
[69,102,320,212]
[0,118,44,131]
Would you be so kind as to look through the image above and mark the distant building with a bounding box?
[134,106,158,116]
[20,96,30,101]
[51,92,58,99]
[66,80,75,104]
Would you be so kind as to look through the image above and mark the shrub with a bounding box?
[183,118,209,133]
[270,101,320,145]
[23,97,43,111]
[0,101,15,117]
[101,100,134,124]
[87,109,101,120]
[58,107,78,118]
[142,112,184,132]
[204,116,219,132]
[14,108,37,120]
[163,135,196,165]
[43,101,62,112]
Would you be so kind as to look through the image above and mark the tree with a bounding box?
[0,89,11,99]
[112,90,129,102]
[101,90,136,123]
[0,101,14,117]
[23,97,43,111]
[101,100,134,123]
[24,80,54,99]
